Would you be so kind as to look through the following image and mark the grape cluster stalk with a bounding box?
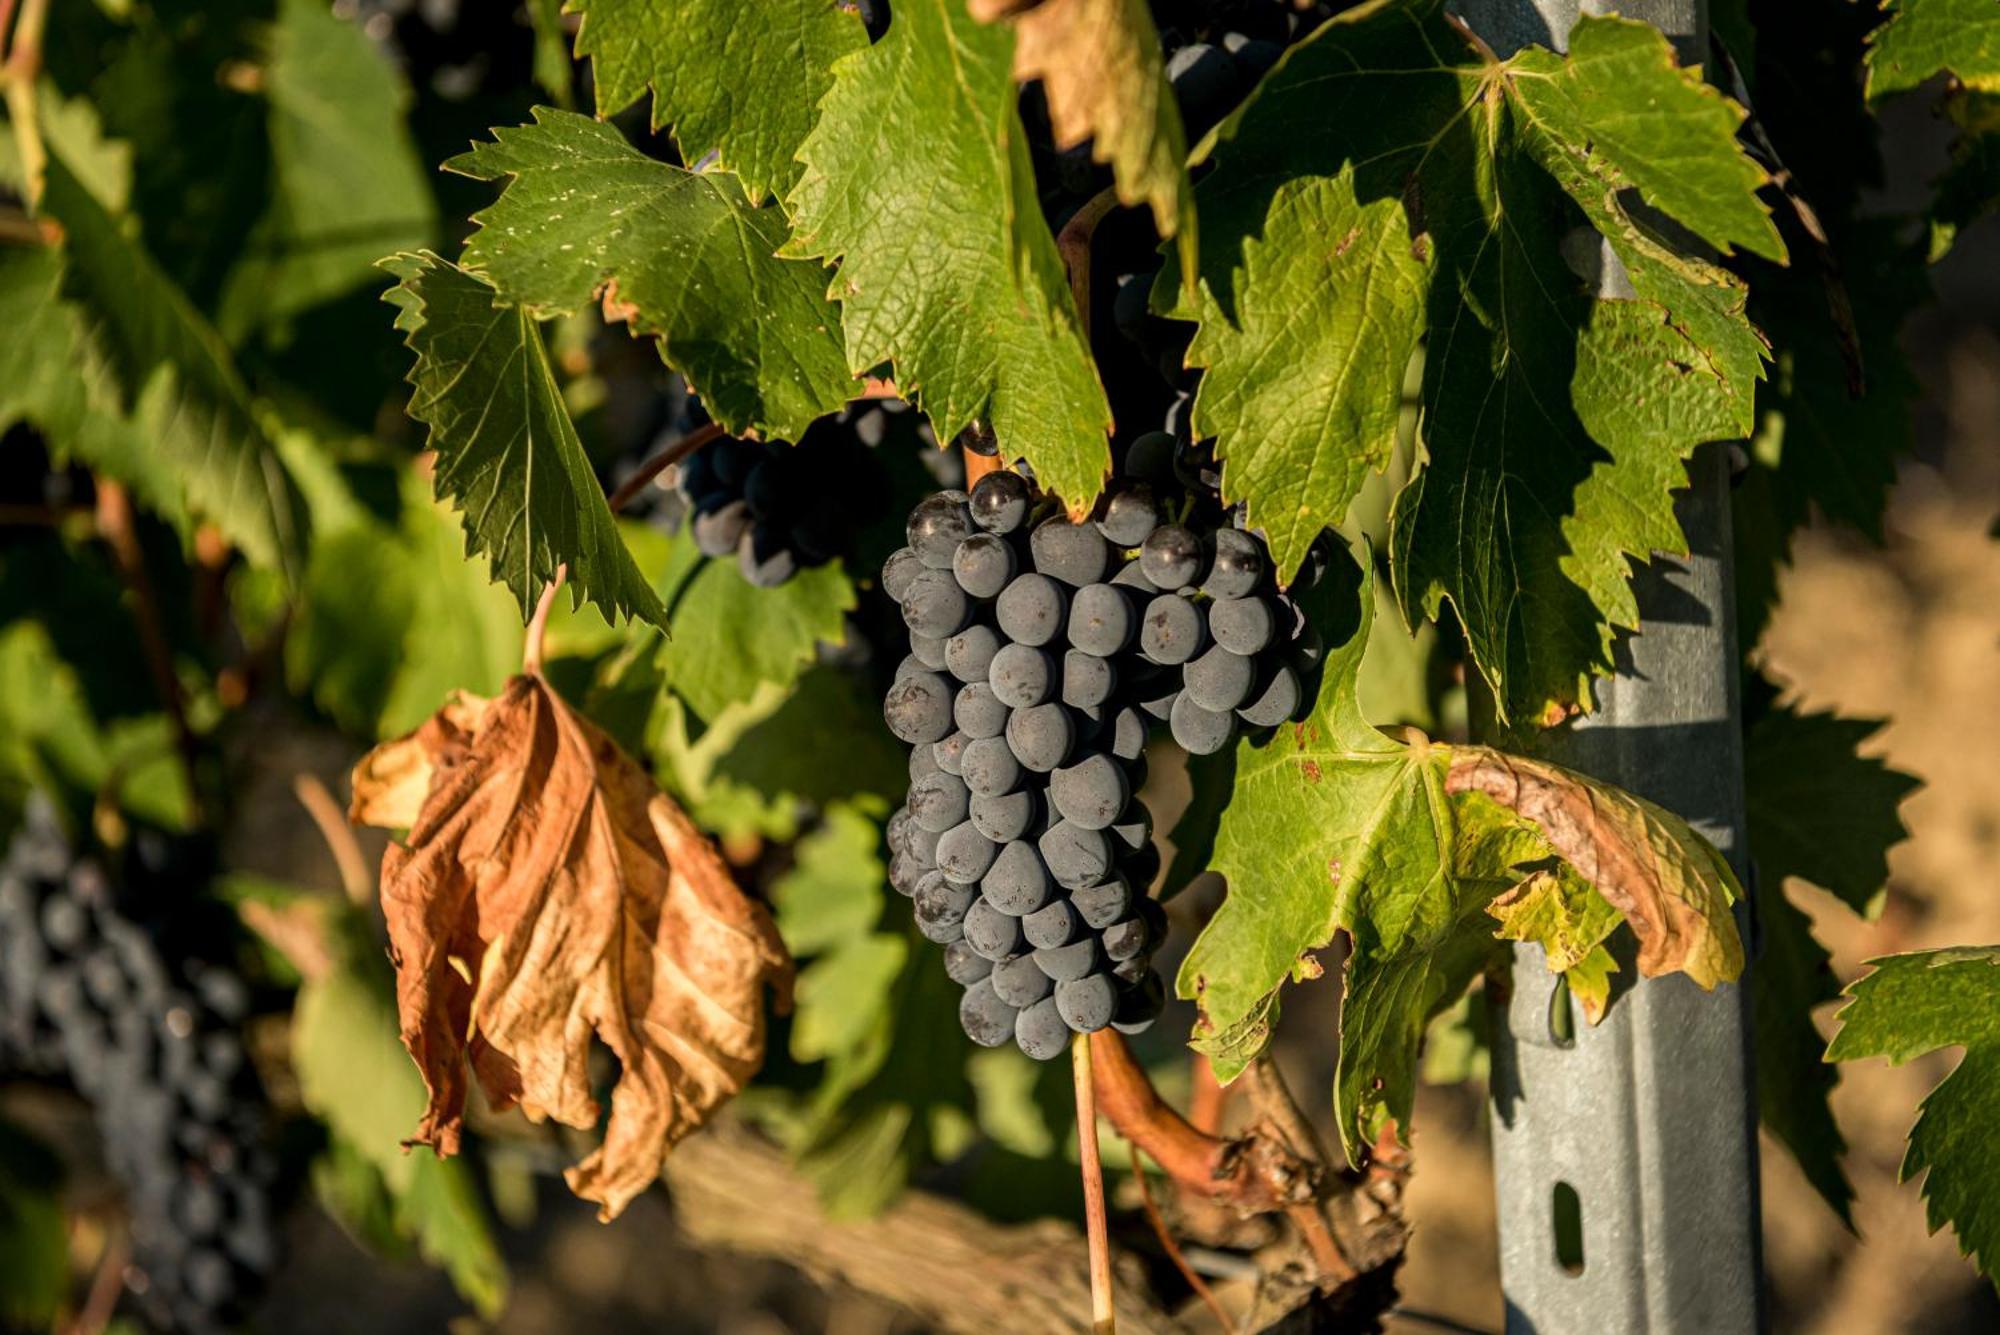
[881,453,1321,1060]
[0,801,279,1334]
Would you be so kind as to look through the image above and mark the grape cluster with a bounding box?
[0,802,279,1334]
[677,412,892,587]
[881,471,1173,1060]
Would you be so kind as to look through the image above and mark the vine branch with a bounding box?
[94,479,203,822]
[1074,1032,1117,1334]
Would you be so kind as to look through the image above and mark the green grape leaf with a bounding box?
[289,912,509,1316]
[1927,92,2000,261]
[715,668,908,811]
[38,151,307,575]
[646,529,854,721]
[774,804,909,1065]
[975,0,1196,285]
[0,246,186,534]
[786,0,1112,512]
[381,251,669,632]
[0,1123,65,1331]
[1741,698,1917,1221]
[1176,548,1743,1159]
[445,110,852,439]
[1827,947,2000,1286]
[1752,872,1853,1225]
[1487,869,1622,1023]
[526,0,577,109]
[1864,0,2000,101]
[288,467,523,739]
[1745,703,1919,917]
[1166,4,1776,718]
[571,0,865,205]
[218,0,436,339]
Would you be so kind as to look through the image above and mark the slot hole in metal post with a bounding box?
[1553,1181,1585,1276]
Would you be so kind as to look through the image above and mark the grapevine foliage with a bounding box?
[0,0,1996,1322]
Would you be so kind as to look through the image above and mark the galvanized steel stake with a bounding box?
[1453,1,1765,1332]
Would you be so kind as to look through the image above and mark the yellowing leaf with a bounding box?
[351,675,792,1219]
[972,0,1197,285]
[1446,749,1744,990]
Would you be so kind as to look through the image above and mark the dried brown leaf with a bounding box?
[1445,748,1744,989]
[975,0,1197,282]
[350,675,792,1219]
[347,691,489,828]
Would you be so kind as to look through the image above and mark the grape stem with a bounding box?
[1074,1032,1118,1334]
[94,479,204,823]
[0,0,48,205]
[1055,185,1119,342]
[68,1224,128,1335]
[606,421,725,513]
[522,562,568,677]
[292,772,371,904]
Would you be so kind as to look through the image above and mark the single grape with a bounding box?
[969,471,1031,534]
[1005,703,1075,773]
[907,819,942,867]
[935,821,1000,885]
[883,672,954,745]
[912,872,975,942]
[1106,705,1148,762]
[1112,970,1167,1035]
[1034,937,1101,983]
[959,979,1017,1047]
[908,771,970,833]
[901,567,971,638]
[1067,583,1135,656]
[943,939,993,985]
[945,624,1003,683]
[952,533,1018,600]
[909,492,974,568]
[1238,661,1302,727]
[1014,996,1070,1060]
[953,682,1009,739]
[1110,559,1160,595]
[963,898,1026,960]
[992,951,1055,1007]
[1184,644,1256,711]
[1023,898,1079,950]
[995,573,1067,647]
[1123,431,1176,485]
[1101,913,1155,962]
[1140,524,1205,589]
[1038,820,1111,890]
[894,654,925,682]
[1203,528,1266,599]
[1108,802,1152,856]
[1061,651,1116,710]
[1170,691,1236,755]
[909,632,948,670]
[1070,877,1133,930]
[888,851,924,896]
[1055,975,1118,1033]
[932,730,972,776]
[980,839,1053,914]
[970,789,1039,843]
[692,499,751,557]
[1029,519,1111,586]
[909,741,942,784]
[739,524,799,587]
[961,736,1024,798]
[1097,485,1160,548]
[988,643,1057,709]
[1048,754,1130,831]
[1208,596,1276,654]
[1139,593,1206,665]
